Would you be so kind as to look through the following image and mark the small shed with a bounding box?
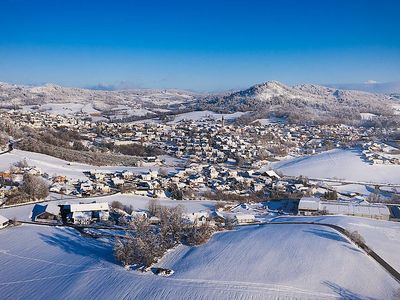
[0,215,9,229]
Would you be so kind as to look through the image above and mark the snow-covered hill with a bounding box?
[266,148,400,184]
[0,222,398,299]
[199,81,398,124]
[0,82,199,118]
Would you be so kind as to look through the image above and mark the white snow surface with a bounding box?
[0,149,172,180]
[0,223,398,299]
[268,149,400,184]
[271,215,400,273]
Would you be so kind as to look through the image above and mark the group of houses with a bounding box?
[3,110,396,170]
[362,142,400,165]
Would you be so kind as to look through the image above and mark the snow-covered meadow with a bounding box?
[268,148,400,184]
[0,149,173,180]
[0,221,398,299]
[271,215,400,273]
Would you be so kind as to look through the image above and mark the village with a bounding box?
[0,111,400,226]
[0,109,400,231]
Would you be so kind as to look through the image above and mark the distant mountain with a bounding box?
[1,80,399,125]
[198,81,399,125]
[0,82,198,109]
[325,81,400,94]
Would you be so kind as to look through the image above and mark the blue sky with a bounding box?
[0,0,399,91]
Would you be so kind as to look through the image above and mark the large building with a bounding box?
[298,197,391,221]
[61,202,110,225]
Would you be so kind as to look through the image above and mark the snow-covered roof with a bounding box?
[264,170,281,179]
[68,202,109,212]
[298,197,320,211]
[235,214,255,220]
[320,202,390,217]
[0,215,9,224]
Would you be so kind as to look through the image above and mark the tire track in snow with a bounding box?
[0,267,110,286]
[0,249,101,268]
[164,277,338,298]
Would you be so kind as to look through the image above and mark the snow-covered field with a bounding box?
[0,222,398,299]
[268,149,400,184]
[271,215,400,274]
[0,149,172,180]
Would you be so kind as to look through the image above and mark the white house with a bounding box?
[62,202,110,224]
[235,214,256,224]
[184,211,209,226]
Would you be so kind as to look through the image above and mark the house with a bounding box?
[298,197,321,215]
[122,170,134,180]
[53,175,66,183]
[145,156,157,163]
[79,181,94,194]
[95,183,111,193]
[149,216,161,225]
[31,204,60,223]
[131,211,148,219]
[211,211,225,224]
[61,202,110,224]
[235,214,256,224]
[263,170,281,180]
[112,177,125,187]
[184,211,209,226]
[0,215,9,229]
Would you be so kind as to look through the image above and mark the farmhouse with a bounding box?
[61,202,110,224]
[298,197,321,216]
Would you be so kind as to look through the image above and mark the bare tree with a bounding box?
[185,222,214,246]
[349,230,365,245]
[159,205,184,248]
[20,174,49,200]
[147,198,161,216]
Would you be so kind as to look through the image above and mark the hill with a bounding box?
[198,81,399,125]
[0,82,199,121]
[0,222,398,299]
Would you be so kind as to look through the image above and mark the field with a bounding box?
[0,149,172,180]
[0,222,398,299]
[272,215,400,272]
[268,148,400,185]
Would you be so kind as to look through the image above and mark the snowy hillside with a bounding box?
[0,82,199,118]
[199,81,398,124]
[0,223,398,299]
[0,149,172,180]
[267,148,400,184]
[271,215,400,273]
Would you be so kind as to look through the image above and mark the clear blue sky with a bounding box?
[0,0,399,91]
